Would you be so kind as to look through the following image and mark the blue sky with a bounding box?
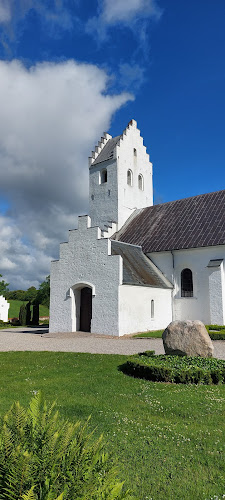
[0,0,224,289]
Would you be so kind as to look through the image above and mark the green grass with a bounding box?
[8,300,49,319]
[134,326,225,340]
[133,329,164,338]
[0,352,225,500]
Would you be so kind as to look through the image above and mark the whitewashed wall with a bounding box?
[116,120,153,229]
[89,159,118,230]
[89,120,153,231]
[119,285,172,335]
[148,246,225,325]
[0,295,9,322]
[50,215,123,336]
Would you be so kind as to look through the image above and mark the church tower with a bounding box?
[89,119,153,232]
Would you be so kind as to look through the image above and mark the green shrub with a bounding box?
[19,304,27,326]
[26,301,31,324]
[205,324,225,331]
[120,353,225,385]
[209,332,225,340]
[10,317,20,326]
[0,392,132,500]
[205,325,225,339]
[32,302,39,325]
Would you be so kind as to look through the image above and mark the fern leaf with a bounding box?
[21,486,36,500]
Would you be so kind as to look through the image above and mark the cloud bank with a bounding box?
[0,59,132,289]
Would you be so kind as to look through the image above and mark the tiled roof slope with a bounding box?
[111,241,172,288]
[115,190,225,253]
[92,135,121,165]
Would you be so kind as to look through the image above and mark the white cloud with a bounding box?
[101,0,161,24]
[0,59,132,289]
[86,0,162,40]
[0,1,11,23]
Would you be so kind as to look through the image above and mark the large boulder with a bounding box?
[162,320,214,357]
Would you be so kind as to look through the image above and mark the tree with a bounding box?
[36,275,50,308]
[25,286,38,302]
[0,275,9,297]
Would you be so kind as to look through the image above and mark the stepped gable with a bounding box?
[89,119,141,167]
[115,189,225,253]
[92,135,121,165]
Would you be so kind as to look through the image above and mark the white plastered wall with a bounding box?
[0,295,9,322]
[148,246,225,325]
[208,261,225,324]
[89,120,153,232]
[119,285,172,335]
[50,215,122,336]
[89,159,118,230]
[116,120,153,229]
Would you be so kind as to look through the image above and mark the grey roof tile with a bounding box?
[111,241,172,288]
[114,190,225,252]
[92,136,121,166]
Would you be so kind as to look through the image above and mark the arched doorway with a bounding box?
[80,287,92,332]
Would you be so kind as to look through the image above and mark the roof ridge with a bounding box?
[151,188,225,209]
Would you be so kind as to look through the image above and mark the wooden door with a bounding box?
[80,287,92,332]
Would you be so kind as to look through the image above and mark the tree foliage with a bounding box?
[0,275,9,297]
[0,393,132,500]
[36,276,50,308]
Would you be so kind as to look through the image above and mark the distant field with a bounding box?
[8,300,49,319]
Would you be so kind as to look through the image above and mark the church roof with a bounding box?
[92,135,121,165]
[111,241,172,288]
[114,189,225,253]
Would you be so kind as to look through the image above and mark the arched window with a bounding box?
[151,299,154,319]
[100,168,107,184]
[181,268,193,297]
[127,169,133,186]
[138,174,144,190]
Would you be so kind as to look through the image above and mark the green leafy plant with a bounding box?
[120,352,225,385]
[0,392,132,500]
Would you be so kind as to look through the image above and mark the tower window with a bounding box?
[100,168,107,184]
[127,169,133,186]
[138,174,144,190]
[133,148,137,156]
[181,268,193,297]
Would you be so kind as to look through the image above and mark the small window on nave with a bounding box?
[151,299,154,319]
[181,268,193,297]
[127,169,133,186]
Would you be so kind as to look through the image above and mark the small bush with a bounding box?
[206,324,225,331]
[19,304,27,326]
[0,392,132,500]
[10,317,20,326]
[120,353,225,385]
[205,325,225,339]
[209,332,225,340]
[32,301,39,325]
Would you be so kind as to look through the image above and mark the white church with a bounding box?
[50,119,225,336]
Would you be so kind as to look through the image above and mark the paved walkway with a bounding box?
[0,327,224,359]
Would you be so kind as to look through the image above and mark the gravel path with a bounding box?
[0,327,224,359]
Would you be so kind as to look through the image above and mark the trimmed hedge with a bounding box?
[120,352,225,385]
[205,325,225,340]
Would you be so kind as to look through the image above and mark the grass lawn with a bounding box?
[0,352,225,500]
[8,299,49,318]
[134,329,163,338]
